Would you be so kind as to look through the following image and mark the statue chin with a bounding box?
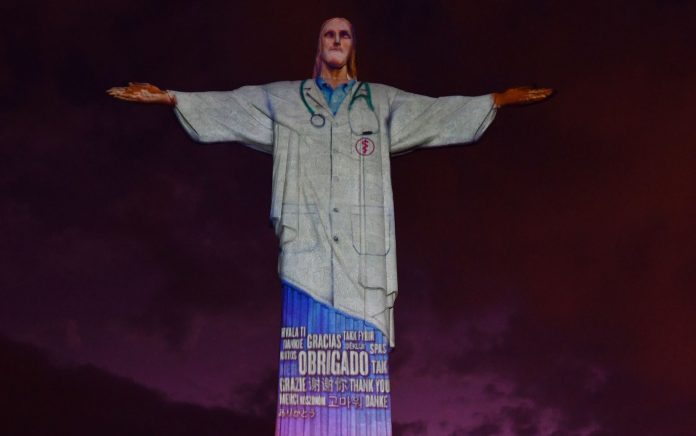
[322,57,347,71]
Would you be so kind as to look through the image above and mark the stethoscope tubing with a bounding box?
[300,79,375,133]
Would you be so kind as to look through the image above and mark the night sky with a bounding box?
[2,0,696,435]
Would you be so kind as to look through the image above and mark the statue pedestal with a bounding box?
[275,284,392,435]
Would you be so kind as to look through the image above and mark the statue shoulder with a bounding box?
[357,81,400,104]
[261,80,305,101]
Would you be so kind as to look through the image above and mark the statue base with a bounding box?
[275,283,392,435]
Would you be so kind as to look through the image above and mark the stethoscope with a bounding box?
[299,80,377,135]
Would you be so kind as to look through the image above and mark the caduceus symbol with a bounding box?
[354,137,374,156]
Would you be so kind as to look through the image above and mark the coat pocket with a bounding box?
[280,203,321,253]
[350,205,390,256]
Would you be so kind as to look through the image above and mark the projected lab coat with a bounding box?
[171,80,496,347]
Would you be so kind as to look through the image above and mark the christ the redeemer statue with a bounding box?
[108,17,552,436]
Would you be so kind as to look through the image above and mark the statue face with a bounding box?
[319,18,354,71]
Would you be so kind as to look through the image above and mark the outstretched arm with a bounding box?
[388,90,497,154]
[107,82,274,152]
[106,82,176,105]
[388,85,554,154]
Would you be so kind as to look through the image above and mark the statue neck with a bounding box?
[319,63,351,89]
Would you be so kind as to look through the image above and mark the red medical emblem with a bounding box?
[355,137,375,156]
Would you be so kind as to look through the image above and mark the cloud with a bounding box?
[390,300,694,435]
[0,335,274,436]
[229,370,278,417]
[462,422,501,436]
[393,420,428,436]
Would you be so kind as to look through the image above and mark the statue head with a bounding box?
[313,17,357,79]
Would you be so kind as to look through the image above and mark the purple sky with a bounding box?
[2,0,696,435]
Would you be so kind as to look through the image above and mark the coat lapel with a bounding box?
[301,80,332,119]
[303,79,361,121]
[334,80,360,121]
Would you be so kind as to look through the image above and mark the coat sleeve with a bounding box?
[388,88,497,155]
[169,86,274,154]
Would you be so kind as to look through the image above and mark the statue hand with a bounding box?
[493,86,554,108]
[106,82,176,105]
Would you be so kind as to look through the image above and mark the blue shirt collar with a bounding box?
[315,77,355,92]
[314,77,356,115]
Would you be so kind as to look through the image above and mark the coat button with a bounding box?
[333,207,339,213]
[333,235,339,242]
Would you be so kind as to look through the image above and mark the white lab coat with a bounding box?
[171,80,496,347]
